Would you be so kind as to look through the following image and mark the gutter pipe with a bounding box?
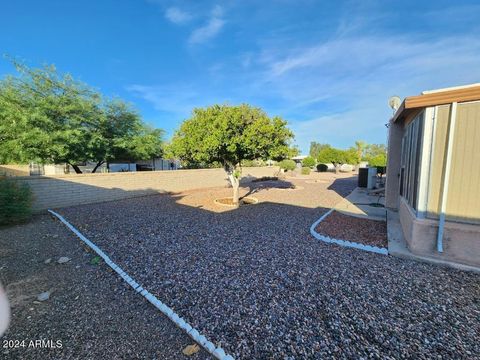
[436,102,457,253]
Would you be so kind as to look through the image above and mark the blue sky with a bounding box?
[1,0,479,153]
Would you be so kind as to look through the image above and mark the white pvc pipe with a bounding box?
[48,209,234,360]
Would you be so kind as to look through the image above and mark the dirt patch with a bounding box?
[5,278,47,308]
[0,215,210,359]
[315,211,387,248]
[214,196,258,206]
[305,179,329,184]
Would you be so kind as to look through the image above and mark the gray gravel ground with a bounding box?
[58,173,480,359]
[0,215,211,359]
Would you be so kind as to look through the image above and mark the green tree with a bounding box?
[0,60,163,173]
[309,142,330,159]
[0,62,101,167]
[346,147,361,165]
[279,159,296,171]
[170,104,294,207]
[302,156,316,168]
[364,143,387,166]
[317,147,350,173]
[354,140,367,161]
[89,99,163,172]
[288,145,301,158]
[367,153,387,167]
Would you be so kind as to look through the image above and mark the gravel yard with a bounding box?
[0,215,210,359]
[52,173,479,359]
[315,211,388,248]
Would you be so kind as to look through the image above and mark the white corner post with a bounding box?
[436,102,457,253]
[416,107,435,219]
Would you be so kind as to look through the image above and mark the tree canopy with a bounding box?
[309,141,330,159]
[170,104,294,167]
[0,60,163,172]
[302,156,316,168]
[317,147,346,165]
[364,143,387,165]
[170,104,294,206]
[311,140,387,169]
[316,146,359,172]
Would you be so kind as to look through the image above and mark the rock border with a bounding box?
[310,209,389,255]
[48,209,235,360]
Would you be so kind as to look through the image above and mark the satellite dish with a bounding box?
[388,96,401,111]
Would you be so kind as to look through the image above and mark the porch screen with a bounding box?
[399,111,424,211]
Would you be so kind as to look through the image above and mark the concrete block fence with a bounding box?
[14,167,280,212]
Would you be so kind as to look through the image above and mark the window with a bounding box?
[400,111,424,210]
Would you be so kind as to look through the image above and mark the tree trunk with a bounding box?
[230,174,240,207]
[69,163,83,174]
[225,163,241,208]
[335,164,340,174]
[91,160,105,173]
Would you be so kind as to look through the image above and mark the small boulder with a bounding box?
[37,291,50,302]
[57,257,71,264]
[182,344,200,356]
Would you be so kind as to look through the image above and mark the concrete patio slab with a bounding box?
[334,187,386,221]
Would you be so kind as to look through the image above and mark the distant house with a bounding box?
[386,83,480,266]
[0,159,181,176]
[291,155,307,168]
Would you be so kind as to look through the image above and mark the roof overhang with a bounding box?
[392,83,480,123]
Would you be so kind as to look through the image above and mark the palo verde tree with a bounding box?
[88,99,164,173]
[0,59,163,172]
[170,104,294,207]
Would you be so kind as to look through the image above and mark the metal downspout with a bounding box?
[436,102,457,252]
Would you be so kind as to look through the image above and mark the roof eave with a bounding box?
[392,85,480,123]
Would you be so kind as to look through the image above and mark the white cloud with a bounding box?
[189,5,225,44]
[132,4,480,153]
[127,84,198,116]
[257,31,480,152]
[165,7,192,25]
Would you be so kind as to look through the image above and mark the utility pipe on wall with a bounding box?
[436,102,458,253]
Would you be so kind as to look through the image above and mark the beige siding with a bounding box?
[427,102,480,223]
[426,104,450,217]
[445,102,480,223]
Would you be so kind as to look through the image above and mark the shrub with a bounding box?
[0,179,33,225]
[316,163,328,172]
[279,159,296,171]
[301,167,311,175]
[302,156,316,168]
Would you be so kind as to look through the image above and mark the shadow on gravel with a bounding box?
[52,174,480,360]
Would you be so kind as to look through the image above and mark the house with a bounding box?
[291,155,307,168]
[386,83,480,267]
